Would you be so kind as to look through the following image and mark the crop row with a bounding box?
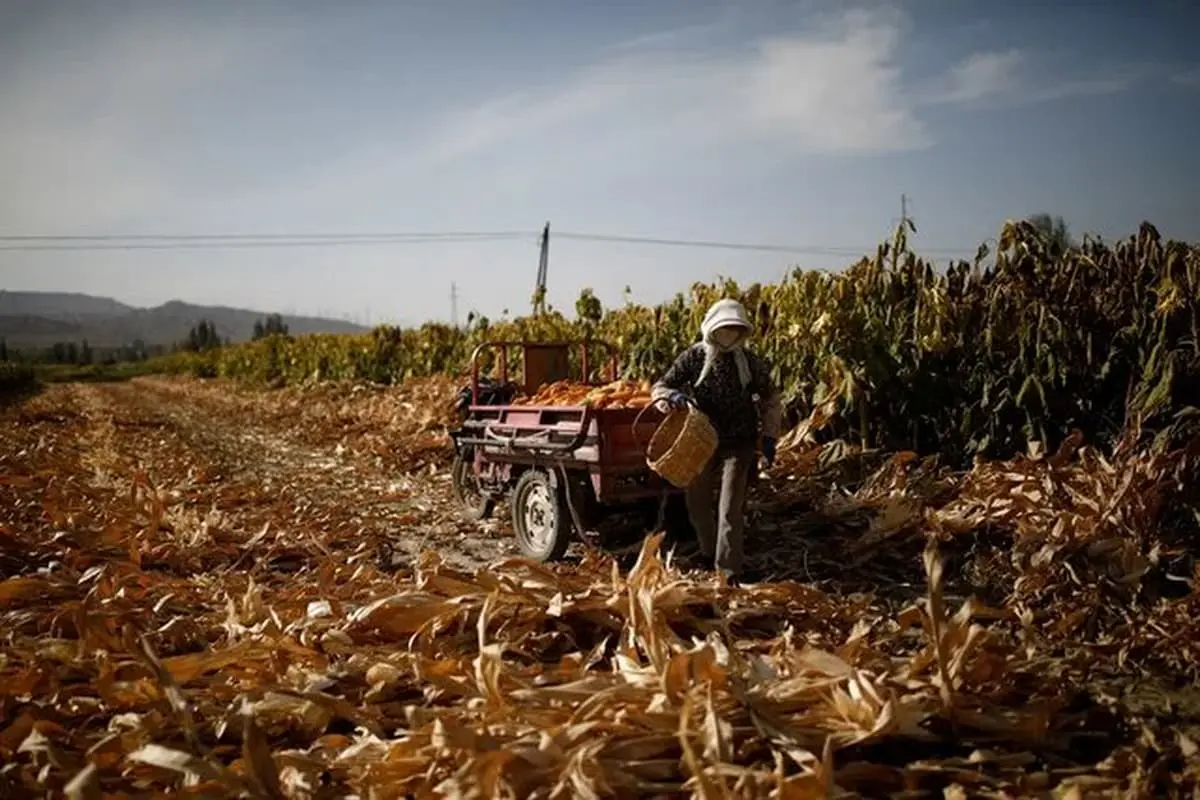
[151,220,1200,464]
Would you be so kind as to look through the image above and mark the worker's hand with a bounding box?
[761,436,776,468]
[665,391,690,410]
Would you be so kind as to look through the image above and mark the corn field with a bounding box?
[5,219,1200,796]
[157,219,1200,465]
[0,362,36,398]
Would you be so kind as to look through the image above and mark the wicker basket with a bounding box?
[646,405,719,488]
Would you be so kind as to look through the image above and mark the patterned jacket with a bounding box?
[651,343,783,448]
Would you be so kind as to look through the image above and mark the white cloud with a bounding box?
[413,8,1152,169]
[1021,72,1143,102]
[921,49,1144,108]
[1172,66,1200,87]
[0,14,286,231]
[600,20,728,56]
[416,7,931,165]
[187,5,1164,236]
[740,10,928,152]
[0,3,1157,243]
[932,49,1023,104]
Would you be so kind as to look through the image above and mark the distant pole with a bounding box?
[900,193,909,226]
[450,282,459,328]
[534,221,550,314]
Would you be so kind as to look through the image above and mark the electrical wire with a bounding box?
[0,231,530,242]
[553,230,978,257]
[0,233,534,252]
[0,228,980,257]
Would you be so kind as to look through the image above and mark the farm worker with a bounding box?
[650,298,783,581]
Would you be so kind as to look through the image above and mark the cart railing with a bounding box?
[452,408,596,454]
[468,340,619,406]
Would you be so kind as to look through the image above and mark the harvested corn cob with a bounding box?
[512,379,653,409]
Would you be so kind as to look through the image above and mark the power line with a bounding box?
[0,227,980,257]
[555,230,853,254]
[0,230,530,242]
[0,233,532,252]
[552,230,975,257]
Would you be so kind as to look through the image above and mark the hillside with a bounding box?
[0,291,368,348]
[0,291,134,318]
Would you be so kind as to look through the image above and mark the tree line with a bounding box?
[1,214,1069,369]
[0,338,166,366]
[0,314,291,365]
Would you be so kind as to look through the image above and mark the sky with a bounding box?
[2,0,1199,326]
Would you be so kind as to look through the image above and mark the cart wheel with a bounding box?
[451,449,494,522]
[510,469,572,562]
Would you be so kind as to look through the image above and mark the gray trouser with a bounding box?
[684,444,756,575]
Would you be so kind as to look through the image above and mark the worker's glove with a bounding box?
[665,391,690,410]
[761,436,777,468]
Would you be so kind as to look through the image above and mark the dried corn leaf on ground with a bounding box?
[1,377,1199,798]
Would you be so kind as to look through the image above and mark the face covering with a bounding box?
[696,299,754,389]
[711,327,743,350]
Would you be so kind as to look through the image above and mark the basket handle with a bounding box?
[632,399,691,452]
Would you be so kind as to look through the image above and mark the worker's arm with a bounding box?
[760,385,784,440]
[754,355,784,440]
[650,345,702,404]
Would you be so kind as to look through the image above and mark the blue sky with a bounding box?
[2,0,1198,325]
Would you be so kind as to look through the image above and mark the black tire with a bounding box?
[451,449,494,522]
[510,469,572,562]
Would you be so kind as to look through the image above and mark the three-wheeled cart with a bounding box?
[448,340,687,561]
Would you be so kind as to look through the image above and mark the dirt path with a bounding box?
[172,376,522,570]
[0,376,940,589]
[5,378,514,574]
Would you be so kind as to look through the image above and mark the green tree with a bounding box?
[1026,213,1074,252]
[252,313,289,340]
[47,341,79,364]
[575,288,603,327]
[185,319,222,352]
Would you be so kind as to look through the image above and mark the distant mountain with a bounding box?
[0,291,369,349]
[0,291,134,319]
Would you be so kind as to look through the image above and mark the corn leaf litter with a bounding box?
[1,378,1199,799]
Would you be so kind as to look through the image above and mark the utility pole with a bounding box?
[450,282,459,328]
[900,193,909,227]
[533,221,550,314]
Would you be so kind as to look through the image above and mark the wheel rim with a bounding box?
[521,482,556,553]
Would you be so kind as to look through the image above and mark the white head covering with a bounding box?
[695,299,752,389]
